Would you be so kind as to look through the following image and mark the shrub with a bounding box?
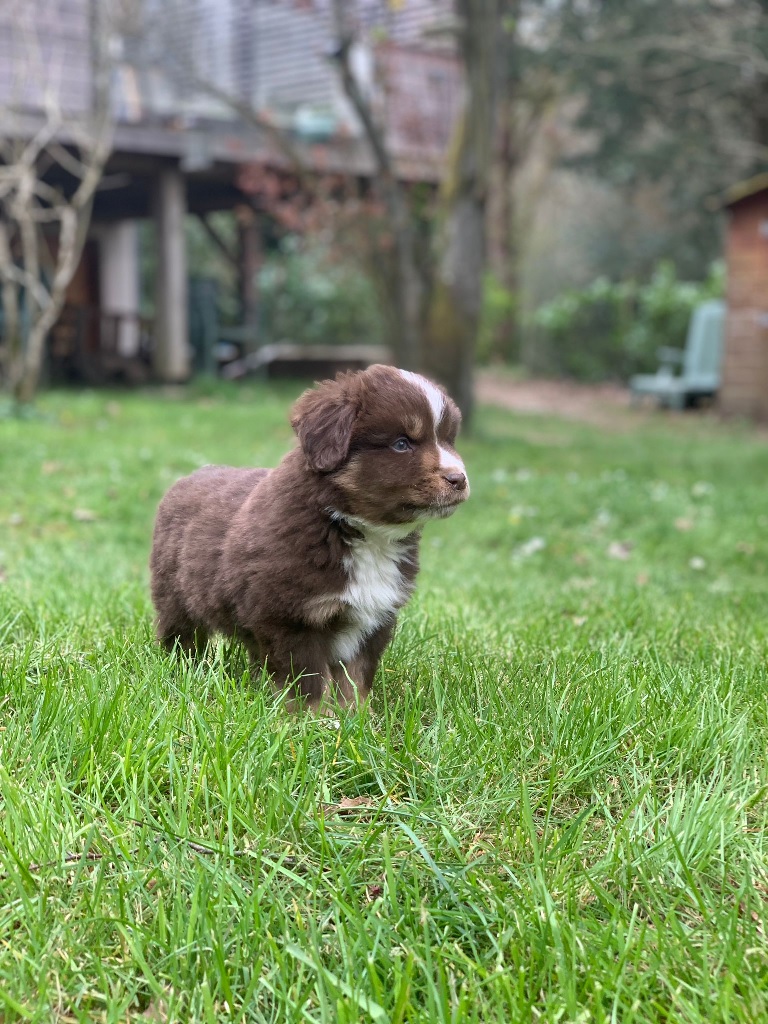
[530,260,725,381]
[477,271,519,364]
[258,239,384,347]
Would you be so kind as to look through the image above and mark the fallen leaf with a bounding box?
[569,576,597,590]
[73,508,97,522]
[515,536,546,558]
[674,517,694,532]
[650,481,669,502]
[141,995,169,1021]
[510,504,538,519]
[322,796,379,817]
[607,540,633,560]
[691,481,714,498]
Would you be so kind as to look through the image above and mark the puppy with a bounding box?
[150,364,469,709]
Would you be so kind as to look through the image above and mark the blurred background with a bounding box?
[0,0,766,422]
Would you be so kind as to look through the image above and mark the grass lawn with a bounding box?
[1,383,768,1023]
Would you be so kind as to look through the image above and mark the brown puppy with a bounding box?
[150,364,470,709]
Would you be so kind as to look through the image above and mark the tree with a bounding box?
[0,0,113,405]
[328,0,426,373]
[186,0,502,424]
[330,0,502,420]
[422,0,500,420]
[540,0,768,278]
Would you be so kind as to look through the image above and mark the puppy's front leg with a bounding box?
[331,620,396,708]
[262,631,334,713]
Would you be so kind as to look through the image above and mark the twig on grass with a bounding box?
[1,827,302,882]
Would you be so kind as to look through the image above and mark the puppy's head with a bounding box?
[291,365,469,526]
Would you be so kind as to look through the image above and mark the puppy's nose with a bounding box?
[444,470,467,491]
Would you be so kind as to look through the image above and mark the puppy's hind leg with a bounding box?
[155,604,208,657]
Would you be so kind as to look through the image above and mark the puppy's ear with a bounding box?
[290,377,360,473]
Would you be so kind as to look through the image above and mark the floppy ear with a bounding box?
[290,377,360,473]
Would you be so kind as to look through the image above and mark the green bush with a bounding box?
[477,271,519,364]
[530,260,725,381]
[258,239,384,347]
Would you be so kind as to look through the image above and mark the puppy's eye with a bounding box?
[390,437,412,453]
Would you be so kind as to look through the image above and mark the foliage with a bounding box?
[531,260,725,380]
[258,239,385,347]
[531,0,767,279]
[138,217,241,324]
[476,271,519,364]
[2,387,768,1020]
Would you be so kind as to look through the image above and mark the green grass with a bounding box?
[1,384,767,1023]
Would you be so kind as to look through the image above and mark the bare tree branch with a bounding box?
[0,0,114,403]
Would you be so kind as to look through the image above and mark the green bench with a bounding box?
[630,299,726,409]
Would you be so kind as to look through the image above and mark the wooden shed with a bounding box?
[720,174,768,420]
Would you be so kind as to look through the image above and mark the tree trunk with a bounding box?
[490,86,522,363]
[329,0,424,369]
[387,181,423,370]
[423,0,499,425]
[0,222,21,387]
[237,208,261,334]
[12,204,90,403]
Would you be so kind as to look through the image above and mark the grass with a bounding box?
[1,382,767,1023]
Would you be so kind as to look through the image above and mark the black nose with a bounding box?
[444,471,467,491]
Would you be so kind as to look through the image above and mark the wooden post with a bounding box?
[237,205,261,350]
[153,167,190,382]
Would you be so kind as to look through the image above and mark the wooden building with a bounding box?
[0,0,461,384]
[720,174,768,420]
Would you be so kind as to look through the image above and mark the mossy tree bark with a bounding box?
[422,0,500,427]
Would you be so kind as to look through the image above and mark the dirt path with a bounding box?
[475,370,636,428]
[474,370,768,442]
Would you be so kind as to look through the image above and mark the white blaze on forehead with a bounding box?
[397,368,467,485]
[398,369,446,428]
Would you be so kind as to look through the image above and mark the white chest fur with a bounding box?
[330,521,416,664]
